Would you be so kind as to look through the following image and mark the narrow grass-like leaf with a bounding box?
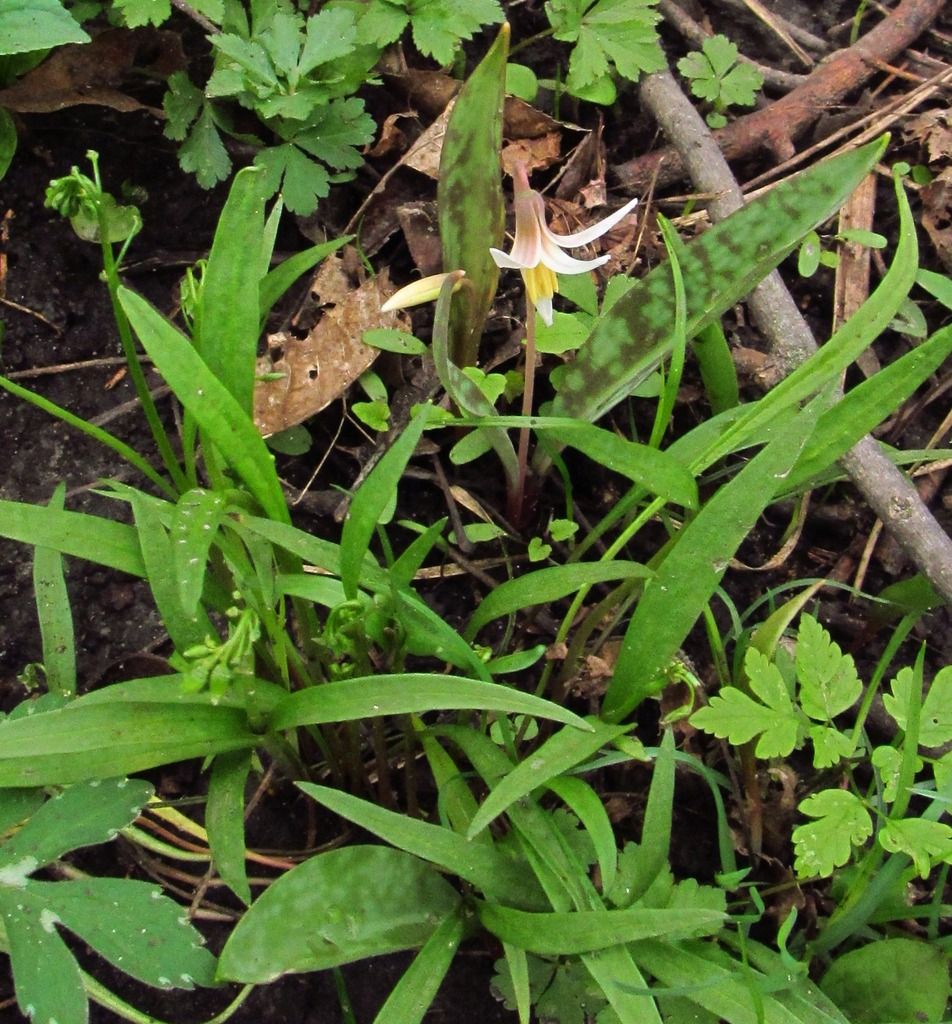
[439,726,663,1024]
[372,910,465,1024]
[0,375,175,498]
[0,501,145,577]
[235,515,388,591]
[298,784,544,910]
[172,488,226,616]
[631,938,850,1024]
[217,847,460,981]
[782,323,952,492]
[622,728,674,903]
[340,406,429,599]
[466,561,650,640]
[0,703,258,786]
[604,402,821,720]
[546,775,617,893]
[431,274,518,486]
[259,237,350,326]
[118,288,289,523]
[131,493,210,651]
[438,23,508,365]
[467,719,630,838]
[694,320,739,413]
[478,903,724,954]
[70,674,287,715]
[697,167,918,471]
[207,749,252,906]
[269,674,592,733]
[542,135,889,458]
[394,588,492,681]
[539,422,698,509]
[32,483,76,698]
[197,167,264,413]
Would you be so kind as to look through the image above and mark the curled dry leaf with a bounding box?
[253,255,409,436]
[921,167,952,272]
[0,29,183,115]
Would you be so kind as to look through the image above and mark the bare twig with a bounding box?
[658,0,807,92]
[617,0,947,191]
[638,68,952,605]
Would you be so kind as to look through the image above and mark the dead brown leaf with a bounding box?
[253,255,409,435]
[903,108,952,164]
[501,132,561,176]
[921,167,952,271]
[0,29,183,115]
[395,201,442,276]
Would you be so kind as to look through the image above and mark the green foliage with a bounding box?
[0,780,216,1024]
[694,616,952,880]
[111,0,170,27]
[0,0,89,54]
[545,0,665,98]
[151,0,503,206]
[677,35,763,127]
[820,938,951,1024]
[354,0,504,65]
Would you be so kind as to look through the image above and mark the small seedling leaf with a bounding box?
[792,789,872,878]
[878,818,952,879]
[884,666,952,747]
[691,650,802,759]
[796,615,861,721]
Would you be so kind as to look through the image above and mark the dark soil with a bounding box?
[2,3,952,1022]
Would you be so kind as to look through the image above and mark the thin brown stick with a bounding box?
[638,68,952,605]
[616,0,947,191]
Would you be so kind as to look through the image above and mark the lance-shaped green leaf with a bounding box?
[438,23,508,366]
[218,846,461,981]
[539,134,889,465]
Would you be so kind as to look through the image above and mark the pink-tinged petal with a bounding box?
[509,190,546,266]
[539,235,611,274]
[543,196,639,248]
[490,247,528,270]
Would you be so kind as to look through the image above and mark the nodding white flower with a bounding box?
[490,163,639,326]
[381,271,466,313]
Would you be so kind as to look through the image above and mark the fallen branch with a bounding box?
[638,68,952,605]
[617,0,946,191]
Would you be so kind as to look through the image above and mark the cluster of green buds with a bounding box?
[180,605,260,699]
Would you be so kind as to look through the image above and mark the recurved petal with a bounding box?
[539,235,611,274]
[543,197,639,248]
[489,247,528,270]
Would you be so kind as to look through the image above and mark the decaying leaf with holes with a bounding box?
[253,255,409,436]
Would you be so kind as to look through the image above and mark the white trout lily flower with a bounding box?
[490,163,639,326]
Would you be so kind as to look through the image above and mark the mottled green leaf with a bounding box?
[545,135,889,451]
[438,23,508,365]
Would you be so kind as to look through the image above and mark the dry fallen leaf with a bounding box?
[903,108,952,165]
[921,167,952,272]
[253,255,409,435]
[0,29,183,114]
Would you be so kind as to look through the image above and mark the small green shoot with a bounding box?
[677,35,763,127]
